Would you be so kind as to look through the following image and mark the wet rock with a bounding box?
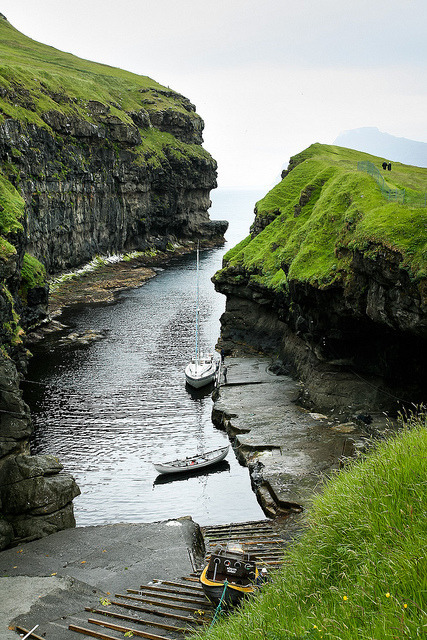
[331,422,357,433]
[213,357,368,518]
[59,329,108,345]
[0,353,80,550]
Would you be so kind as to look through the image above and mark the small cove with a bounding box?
[25,189,267,527]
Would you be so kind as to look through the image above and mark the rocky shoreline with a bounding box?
[28,241,221,343]
[213,356,397,519]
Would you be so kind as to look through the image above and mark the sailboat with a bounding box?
[184,245,219,389]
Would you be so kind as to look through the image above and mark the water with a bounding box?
[25,188,266,527]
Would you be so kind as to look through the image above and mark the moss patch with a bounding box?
[18,253,46,301]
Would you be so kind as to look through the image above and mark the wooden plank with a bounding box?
[68,624,119,640]
[14,627,45,640]
[204,529,274,538]
[150,580,203,593]
[115,592,210,613]
[202,519,269,531]
[127,589,207,605]
[180,577,200,583]
[85,607,188,634]
[242,539,285,546]
[110,600,207,625]
[89,618,169,640]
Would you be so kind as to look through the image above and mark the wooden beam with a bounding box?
[181,576,200,583]
[150,580,204,592]
[115,593,209,613]
[88,618,171,640]
[84,607,189,634]
[14,627,45,640]
[126,588,207,606]
[110,600,209,624]
[68,624,119,640]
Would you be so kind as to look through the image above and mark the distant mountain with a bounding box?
[333,127,427,168]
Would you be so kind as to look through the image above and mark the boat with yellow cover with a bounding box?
[200,545,259,608]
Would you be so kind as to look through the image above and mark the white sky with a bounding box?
[1,0,426,188]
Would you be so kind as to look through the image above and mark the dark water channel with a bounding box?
[25,189,267,527]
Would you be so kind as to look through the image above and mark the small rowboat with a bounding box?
[153,445,229,475]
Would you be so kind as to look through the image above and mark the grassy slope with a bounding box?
[0,17,213,163]
[0,16,213,281]
[196,417,427,640]
[0,16,188,121]
[220,144,427,290]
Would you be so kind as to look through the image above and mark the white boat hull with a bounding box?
[154,446,229,475]
[185,357,218,389]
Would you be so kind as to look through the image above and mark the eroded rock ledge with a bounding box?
[212,357,384,518]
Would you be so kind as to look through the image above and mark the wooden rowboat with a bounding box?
[153,445,229,475]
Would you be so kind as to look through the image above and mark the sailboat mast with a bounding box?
[195,243,200,363]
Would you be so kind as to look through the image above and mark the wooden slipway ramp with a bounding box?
[67,520,287,640]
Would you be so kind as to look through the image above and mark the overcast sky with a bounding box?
[1,0,426,188]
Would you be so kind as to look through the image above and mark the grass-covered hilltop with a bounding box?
[195,414,427,640]
[0,14,225,550]
[215,143,427,413]
[0,12,224,273]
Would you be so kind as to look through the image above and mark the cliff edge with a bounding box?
[0,14,225,549]
[214,143,427,414]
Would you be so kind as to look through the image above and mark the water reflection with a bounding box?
[25,189,266,527]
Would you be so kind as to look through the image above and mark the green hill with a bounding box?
[218,143,427,289]
[0,14,201,133]
[0,13,213,264]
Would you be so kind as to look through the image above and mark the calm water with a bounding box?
[25,188,266,527]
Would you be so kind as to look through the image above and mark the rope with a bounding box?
[208,580,228,629]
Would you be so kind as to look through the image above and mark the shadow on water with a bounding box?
[24,189,267,527]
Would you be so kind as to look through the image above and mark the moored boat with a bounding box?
[185,353,219,388]
[185,244,219,389]
[200,545,259,608]
[153,445,229,475]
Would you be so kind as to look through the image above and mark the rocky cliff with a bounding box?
[214,144,427,414]
[0,15,226,549]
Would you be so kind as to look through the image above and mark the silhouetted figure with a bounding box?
[382,161,387,170]
[223,366,228,383]
[221,349,225,363]
[387,163,392,171]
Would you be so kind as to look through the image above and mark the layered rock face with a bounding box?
[214,145,427,414]
[216,260,426,412]
[0,105,223,273]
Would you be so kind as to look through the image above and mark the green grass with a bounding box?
[0,16,212,172]
[0,17,192,123]
[0,171,24,235]
[195,414,427,640]
[218,144,427,290]
[18,253,46,301]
